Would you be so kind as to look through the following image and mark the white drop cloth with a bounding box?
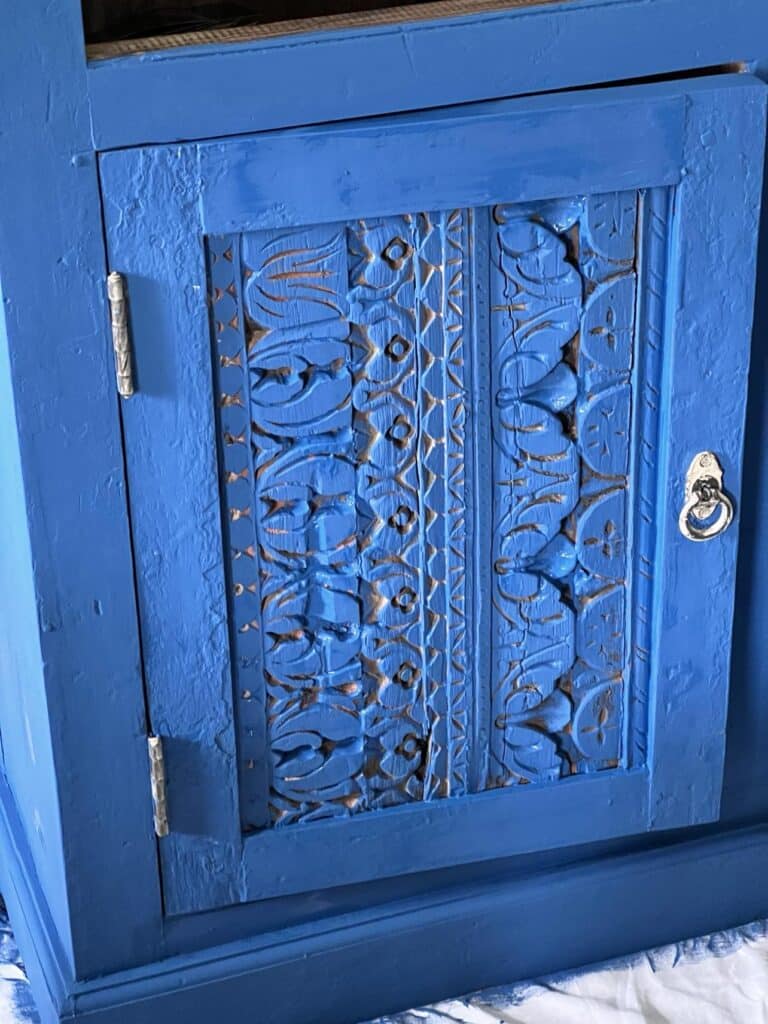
[369,921,768,1023]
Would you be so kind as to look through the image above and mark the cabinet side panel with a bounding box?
[0,3,163,976]
[0,279,72,971]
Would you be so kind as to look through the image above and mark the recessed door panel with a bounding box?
[210,190,652,835]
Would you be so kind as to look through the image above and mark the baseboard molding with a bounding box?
[0,773,73,1024]
[65,826,768,1023]
[4,763,768,1024]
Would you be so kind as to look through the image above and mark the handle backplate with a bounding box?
[678,451,733,543]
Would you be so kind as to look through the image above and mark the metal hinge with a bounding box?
[147,736,169,838]
[107,272,134,398]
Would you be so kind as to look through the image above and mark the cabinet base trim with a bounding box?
[3,764,768,1024]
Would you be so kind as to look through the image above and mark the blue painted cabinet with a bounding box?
[100,74,766,915]
[2,5,768,1023]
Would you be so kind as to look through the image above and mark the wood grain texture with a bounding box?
[85,0,568,58]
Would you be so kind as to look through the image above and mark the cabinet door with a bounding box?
[101,74,766,915]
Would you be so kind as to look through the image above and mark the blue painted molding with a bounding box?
[71,823,768,1024]
[85,0,768,148]
[4,756,768,1024]
[196,89,684,232]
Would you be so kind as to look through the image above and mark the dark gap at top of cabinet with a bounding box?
[84,0,565,59]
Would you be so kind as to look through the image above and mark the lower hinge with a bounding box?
[147,736,170,838]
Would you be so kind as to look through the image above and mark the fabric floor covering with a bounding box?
[2,902,767,1022]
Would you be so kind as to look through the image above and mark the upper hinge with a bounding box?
[147,735,169,838]
[107,271,135,398]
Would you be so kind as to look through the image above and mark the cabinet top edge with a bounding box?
[86,0,573,61]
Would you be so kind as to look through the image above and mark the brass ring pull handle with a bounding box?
[678,452,734,543]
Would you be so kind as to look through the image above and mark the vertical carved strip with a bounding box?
[628,188,669,767]
[242,226,364,826]
[444,210,471,797]
[487,193,639,787]
[488,201,582,787]
[208,235,270,828]
[418,210,470,799]
[569,192,637,773]
[349,215,428,809]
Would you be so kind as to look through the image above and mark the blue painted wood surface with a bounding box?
[2,3,768,1023]
[4,895,768,1024]
[100,74,765,915]
[0,1,162,981]
[0,283,69,973]
[85,0,768,149]
[4,753,768,1024]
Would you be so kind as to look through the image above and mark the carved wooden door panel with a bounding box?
[101,74,766,914]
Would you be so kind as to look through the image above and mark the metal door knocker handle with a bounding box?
[678,452,734,542]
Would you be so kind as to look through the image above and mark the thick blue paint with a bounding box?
[3,776,768,1024]
[721,57,768,823]
[1,3,768,1023]
[85,0,768,149]
[99,73,764,915]
[0,284,69,975]
[0,0,161,981]
[211,215,474,826]
[63,827,768,1024]
[647,79,766,827]
[488,191,638,784]
[197,90,684,233]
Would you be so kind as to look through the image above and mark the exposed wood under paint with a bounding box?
[86,0,564,59]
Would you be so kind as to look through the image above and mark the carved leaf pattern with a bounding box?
[488,193,638,786]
